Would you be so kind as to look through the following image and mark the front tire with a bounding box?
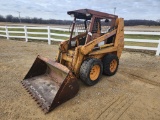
[80,58,103,86]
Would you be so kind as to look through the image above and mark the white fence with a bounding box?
[0,26,69,45]
[0,25,160,56]
[124,31,160,56]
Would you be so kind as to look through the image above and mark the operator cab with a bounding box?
[67,9,118,49]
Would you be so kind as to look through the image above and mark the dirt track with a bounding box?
[0,39,160,120]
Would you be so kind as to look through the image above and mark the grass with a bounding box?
[51,30,70,35]
[0,28,5,30]
[125,34,160,40]
[8,28,24,31]
[27,29,47,32]
[0,28,5,35]
[124,34,160,47]
[0,32,6,35]
[124,41,158,47]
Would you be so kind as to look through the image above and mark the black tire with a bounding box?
[80,58,103,86]
[102,54,119,76]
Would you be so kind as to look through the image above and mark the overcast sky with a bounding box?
[0,0,159,20]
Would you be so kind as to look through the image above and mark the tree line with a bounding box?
[0,15,72,25]
[0,14,159,26]
[125,19,160,26]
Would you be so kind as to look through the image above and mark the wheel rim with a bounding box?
[90,65,100,81]
[110,59,117,73]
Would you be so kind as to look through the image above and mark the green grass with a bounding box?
[8,28,24,31]
[9,33,25,36]
[27,29,47,32]
[27,34,47,37]
[124,34,160,47]
[0,32,6,35]
[125,34,160,40]
[124,41,158,47]
[51,35,68,40]
[0,27,5,35]
[0,28,5,31]
[51,30,70,34]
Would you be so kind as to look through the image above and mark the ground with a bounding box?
[0,39,160,120]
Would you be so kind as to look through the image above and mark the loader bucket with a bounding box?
[21,55,79,113]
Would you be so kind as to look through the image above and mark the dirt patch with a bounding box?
[0,39,160,120]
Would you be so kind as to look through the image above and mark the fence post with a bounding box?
[24,26,28,42]
[156,39,160,56]
[5,26,9,40]
[48,26,51,45]
[75,28,78,36]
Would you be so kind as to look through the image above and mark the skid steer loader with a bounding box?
[21,9,124,113]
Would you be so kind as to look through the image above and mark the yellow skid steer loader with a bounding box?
[21,9,124,113]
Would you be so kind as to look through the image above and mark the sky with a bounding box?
[0,0,159,20]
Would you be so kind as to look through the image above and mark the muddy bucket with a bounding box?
[21,55,79,113]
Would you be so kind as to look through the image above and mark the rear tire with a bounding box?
[102,54,119,76]
[80,58,103,86]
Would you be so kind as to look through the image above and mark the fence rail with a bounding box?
[124,39,160,56]
[0,25,160,56]
[124,31,160,35]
